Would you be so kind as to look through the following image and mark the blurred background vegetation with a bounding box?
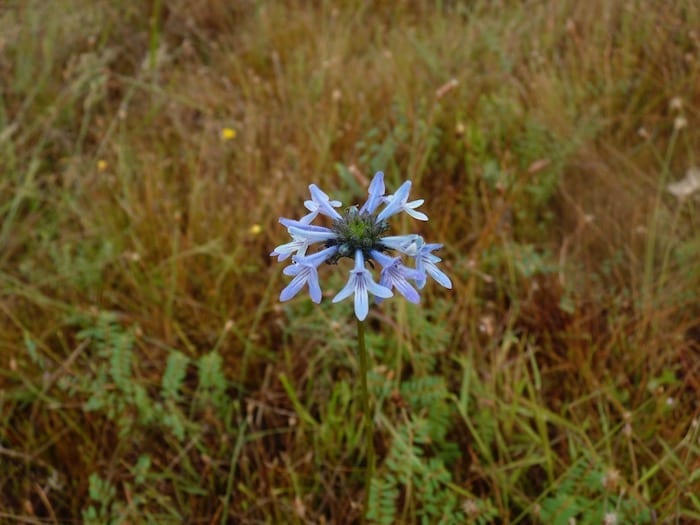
[1,0,699,523]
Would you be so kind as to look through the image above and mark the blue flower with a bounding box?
[280,218,338,244]
[359,171,385,215]
[300,184,343,223]
[280,246,339,303]
[270,232,310,261]
[414,243,452,289]
[376,181,428,222]
[378,234,424,256]
[273,171,451,320]
[332,250,393,321]
[370,250,421,304]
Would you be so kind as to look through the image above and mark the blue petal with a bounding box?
[380,234,424,256]
[427,263,452,289]
[280,272,307,301]
[307,270,322,303]
[287,226,337,243]
[393,275,420,304]
[368,171,385,195]
[405,208,428,221]
[369,249,394,267]
[376,181,412,222]
[295,245,339,267]
[309,184,343,220]
[354,279,369,321]
[283,264,301,276]
[366,276,393,299]
[332,275,356,303]
[360,172,386,215]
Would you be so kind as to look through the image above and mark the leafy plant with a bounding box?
[538,460,652,525]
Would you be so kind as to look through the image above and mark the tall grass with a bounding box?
[1,0,698,523]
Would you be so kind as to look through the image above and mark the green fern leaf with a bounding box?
[162,350,189,401]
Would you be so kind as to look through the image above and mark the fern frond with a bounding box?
[367,475,398,525]
[162,350,189,402]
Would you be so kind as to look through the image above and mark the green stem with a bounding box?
[357,318,374,523]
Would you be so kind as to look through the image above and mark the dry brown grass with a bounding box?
[0,0,698,523]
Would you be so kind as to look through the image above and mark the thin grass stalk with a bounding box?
[357,318,374,523]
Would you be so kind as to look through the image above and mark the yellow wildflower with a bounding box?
[220,127,237,141]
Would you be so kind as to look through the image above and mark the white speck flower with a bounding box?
[272,171,451,320]
[667,166,700,199]
[674,115,688,131]
[603,512,618,525]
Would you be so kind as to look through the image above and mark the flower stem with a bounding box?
[357,318,374,523]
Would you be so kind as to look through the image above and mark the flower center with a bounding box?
[325,206,389,263]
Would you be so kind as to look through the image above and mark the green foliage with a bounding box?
[538,460,652,525]
[66,311,236,445]
[369,374,465,525]
[161,350,189,402]
[367,476,400,525]
[83,473,118,525]
[81,454,175,525]
[367,308,466,524]
[197,350,228,411]
[76,312,139,429]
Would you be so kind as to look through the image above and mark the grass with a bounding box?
[0,0,699,523]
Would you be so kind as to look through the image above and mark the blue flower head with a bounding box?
[271,172,452,320]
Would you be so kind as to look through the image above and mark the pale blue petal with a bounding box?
[394,276,420,304]
[369,249,394,267]
[280,273,307,301]
[353,249,366,271]
[298,212,316,224]
[309,184,343,220]
[283,264,301,276]
[354,280,369,321]
[288,225,337,243]
[280,218,334,233]
[332,276,356,303]
[368,171,385,195]
[393,180,412,201]
[271,238,306,261]
[309,184,331,201]
[427,264,452,289]
[365,277,393,299]
[380,234,424,256]
[295,245,338,267]
[360,192,383,216]
[376,181,412,222]
[360,172,386,215]
[308,271,322,303]
[405,208,428,221]
[376,273,391,304]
